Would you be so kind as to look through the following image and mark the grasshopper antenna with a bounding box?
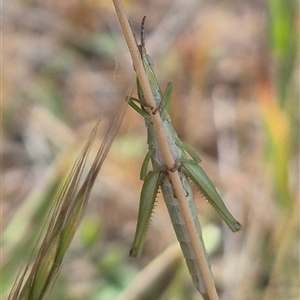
[140,16,146,49]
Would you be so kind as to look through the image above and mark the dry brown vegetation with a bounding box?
[2,0,299,299]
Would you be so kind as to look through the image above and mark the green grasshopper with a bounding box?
[128,17,241,294]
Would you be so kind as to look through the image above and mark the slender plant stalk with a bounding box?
[112,1,219,299]
[117,244,183,300]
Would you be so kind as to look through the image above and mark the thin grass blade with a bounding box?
[8,99,127,300]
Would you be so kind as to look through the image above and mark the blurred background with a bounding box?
[2,0,299,299]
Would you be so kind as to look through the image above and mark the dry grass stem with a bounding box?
[112,0,219,299]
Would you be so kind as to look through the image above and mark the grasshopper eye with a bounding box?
[145,54,154,68]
